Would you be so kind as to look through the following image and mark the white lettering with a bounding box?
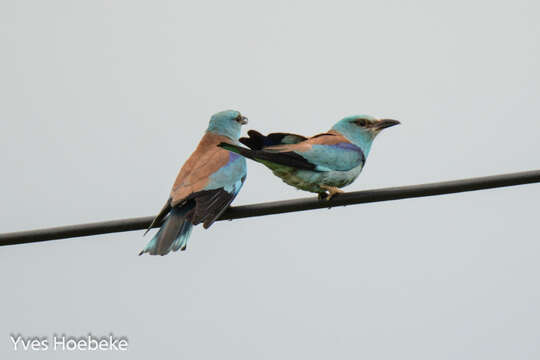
[10,335,22,351]
[109,335,119,351]
[30,339,42,351]
[41,338,49,351]
[53,334,65,351]
[66,338,77,351]
[88,335,98,351]
[118,338,128,351]
[78,338,87,351]
[99,339,108,351]
[9,333,128,351]
[10,335,48,351]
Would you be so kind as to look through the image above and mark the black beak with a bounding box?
[374,119,400,130]
[238,116,248,125]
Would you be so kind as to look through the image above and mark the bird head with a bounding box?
[331,115,400,156]
[207,110,248,140]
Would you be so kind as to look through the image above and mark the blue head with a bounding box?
[331,115,400,156]
[206,110,248,140]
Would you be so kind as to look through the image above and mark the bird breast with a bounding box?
[273,165,364,193]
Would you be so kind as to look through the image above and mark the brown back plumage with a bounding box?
[264,130,352,153]
[169,132,233,207]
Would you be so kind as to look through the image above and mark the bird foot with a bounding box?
[319,185,344,201]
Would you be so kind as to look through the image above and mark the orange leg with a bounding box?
[320,185,344,200]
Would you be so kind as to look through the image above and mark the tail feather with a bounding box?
[218,143,258,161]
[143,199,171,236]
[170,217,193,252]
[218,142,315,171]
[139,203,194,256]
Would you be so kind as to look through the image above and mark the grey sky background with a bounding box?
[2,0,540,358]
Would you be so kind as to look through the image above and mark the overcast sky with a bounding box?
[2,0,540,359]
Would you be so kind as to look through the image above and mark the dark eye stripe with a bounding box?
[355,119,367,126]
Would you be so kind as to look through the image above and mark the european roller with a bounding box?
[219,115,399,200]
[140,110,248,255]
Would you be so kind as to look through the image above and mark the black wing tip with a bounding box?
[239,129,268,150]
[247,129,264,137]
[240,130,309,150]
[145,198,172,235]
[189,188,237,229]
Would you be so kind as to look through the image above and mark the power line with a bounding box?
[1,169,539,247]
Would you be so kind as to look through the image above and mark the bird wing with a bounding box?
[145,136,227,235]
[240,130,308,150]
[262,131,366,171]
[184,152,246,229]
[220,131,365,172]
[169,133,229,203]
[168,132,246,228]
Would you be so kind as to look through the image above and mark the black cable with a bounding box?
[1,169,539,246]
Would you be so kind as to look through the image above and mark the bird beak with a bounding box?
[238,116,248,125]
[374,119,400,130]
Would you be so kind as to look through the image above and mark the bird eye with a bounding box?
[355,119,367,127]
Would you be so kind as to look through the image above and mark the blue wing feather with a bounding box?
[205,152,247,193]
[179,151,246,229]
[294,143,365,171]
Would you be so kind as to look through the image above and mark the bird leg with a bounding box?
[320,185,344,200]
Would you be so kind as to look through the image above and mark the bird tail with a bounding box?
[218,142,314,171]
[139,203,194,256]
[218,143,259,161]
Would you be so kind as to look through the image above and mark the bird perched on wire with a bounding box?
[140,110,248,255]
[218,115,399,200]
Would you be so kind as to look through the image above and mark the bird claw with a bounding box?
[320,185,344,201]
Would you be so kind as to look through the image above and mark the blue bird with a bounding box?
[219,115,399,200]
[140,110,248,255]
